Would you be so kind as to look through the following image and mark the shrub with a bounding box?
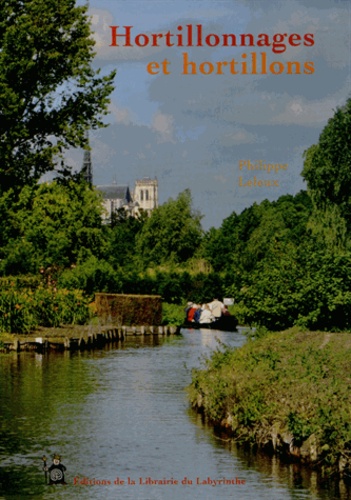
[0,287,91,333]
[161,303,185,326]
[58,257,122,297]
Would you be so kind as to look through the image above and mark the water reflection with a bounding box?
[0,329,350,499]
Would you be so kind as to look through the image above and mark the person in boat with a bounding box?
[222,304,231,316]
[193,304,202,323]
[199,304,215,324]
[186,303,197,322]
[184,301,193,315]
[209,298,224,318]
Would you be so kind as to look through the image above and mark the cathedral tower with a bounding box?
[133,177,158,216]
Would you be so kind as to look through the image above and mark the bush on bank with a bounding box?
[161,303,186,326]
[188,328,351,477]
[0,287,91,334]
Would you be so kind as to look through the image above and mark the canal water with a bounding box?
[0,328,350,499]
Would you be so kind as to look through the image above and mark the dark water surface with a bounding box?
[0,328,350,499]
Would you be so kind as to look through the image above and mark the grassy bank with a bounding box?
[188,327,351,477]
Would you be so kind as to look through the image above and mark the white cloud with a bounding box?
[214,174,228,183]
[90,8,178,62]
[151,112,176,143]
[271,88,350,126]
[108,102,133,125]
[224,128,259,145]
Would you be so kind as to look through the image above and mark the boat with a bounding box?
[179,315,238,332]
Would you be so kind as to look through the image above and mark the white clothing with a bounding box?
[199,309,215,323]
[209,300,224,318]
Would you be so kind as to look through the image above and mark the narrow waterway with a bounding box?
[0,328,349,499]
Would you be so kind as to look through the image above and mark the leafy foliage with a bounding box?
[136,189,203,266]
[302,98,351,217]
[0,286,90,333]
[108,208,147,269]
[0,0,115,192]
[58,256,122,297]
[301,98,351,258]
[161,303,186,326]
[0,180,106,273]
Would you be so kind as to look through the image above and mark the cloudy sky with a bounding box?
[72,0,351,229]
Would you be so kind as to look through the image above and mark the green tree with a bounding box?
[136,189,203,266]
[202,192,311,276]
[108,208,147,269]
[0,0,115,193]
[0,180,106,274]
[301,98,351,251]
[200,214,239,272]
[202,193,312,329]
[302,98,351,224]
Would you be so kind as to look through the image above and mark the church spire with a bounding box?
[81,131,93,186]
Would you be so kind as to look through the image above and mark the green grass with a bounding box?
[188,327,351,477]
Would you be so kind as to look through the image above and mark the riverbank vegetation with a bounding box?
[188,327,351,477]
[0,285,90,334]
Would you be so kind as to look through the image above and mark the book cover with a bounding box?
[1,1,350,499]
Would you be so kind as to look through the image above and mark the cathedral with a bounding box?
[81,142,158,221]
[97,178,158,220]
